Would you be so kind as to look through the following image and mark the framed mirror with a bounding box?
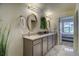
[27,14,38,31]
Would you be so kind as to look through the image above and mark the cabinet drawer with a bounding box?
[33,39,41,45]
[48,35,53,39]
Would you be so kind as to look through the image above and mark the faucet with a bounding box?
[28,31,31,36]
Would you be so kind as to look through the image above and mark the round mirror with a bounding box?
[27,14,37,31]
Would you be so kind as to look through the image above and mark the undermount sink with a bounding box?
[37,31,49,35]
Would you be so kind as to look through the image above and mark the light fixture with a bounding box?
[26,3,41,12]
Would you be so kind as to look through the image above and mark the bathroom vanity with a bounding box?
[23,33,57,56]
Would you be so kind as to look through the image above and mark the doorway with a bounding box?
[59,16,74,48]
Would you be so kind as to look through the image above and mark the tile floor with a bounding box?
[45,39,79,56]
[62,41,73,47]
[45,45,79,56]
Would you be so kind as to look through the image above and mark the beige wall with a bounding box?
[0,4,42,56]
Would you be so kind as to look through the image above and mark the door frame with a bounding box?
[57,16,74,46]
[57,17,62,45]
[73,10,78,51]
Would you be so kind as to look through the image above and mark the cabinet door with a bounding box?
[52,35,56,46]
[55,34,57,45]
[33,42,42,56]
[43,37,47,55]
[48,35,53,50]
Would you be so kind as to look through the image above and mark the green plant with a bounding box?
[40,17,47,29]
[0,24,10,56]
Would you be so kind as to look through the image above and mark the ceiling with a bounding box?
[41,3,76,12]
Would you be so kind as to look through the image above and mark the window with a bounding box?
[64,22,73,34]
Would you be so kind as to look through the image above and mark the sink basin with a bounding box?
[23,31,49,37]
[37,31,49,35]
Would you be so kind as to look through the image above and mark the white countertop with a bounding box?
[23,33,55,40]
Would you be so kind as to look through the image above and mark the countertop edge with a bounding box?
[23,33,56,41]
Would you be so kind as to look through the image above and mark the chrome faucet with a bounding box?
[28,31,31,36]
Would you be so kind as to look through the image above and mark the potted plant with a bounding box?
[40,17,47,29]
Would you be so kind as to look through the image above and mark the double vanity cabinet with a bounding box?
[23,33,57,56]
